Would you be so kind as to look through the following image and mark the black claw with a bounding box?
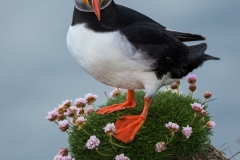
[118,116,125,120]
[127,140,132,143]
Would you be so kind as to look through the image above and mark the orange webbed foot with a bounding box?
[114,115,146,143]
[97,90,136,115]
[114,97,152,143]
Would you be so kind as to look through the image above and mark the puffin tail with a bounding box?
[187,43,220,64]
[170,43,220,78]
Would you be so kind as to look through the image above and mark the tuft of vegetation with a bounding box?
[68,90,213,160]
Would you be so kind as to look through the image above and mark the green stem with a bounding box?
[206,98,218,103]
[229,151,240,160]
[81,128,92,136]
[66,118,74,126]
[109,136,131,148]
[187,91,192,98]
[166,133,174,145]
[104,91,109,100]
[95,148,112,157]
[91,104,97,111]
[53,121,59,125]
[191,113,196,124]
[66,130,70,136]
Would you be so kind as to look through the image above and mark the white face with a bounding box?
[74,0,112,12]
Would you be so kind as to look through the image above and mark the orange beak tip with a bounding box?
[92,0,101,21]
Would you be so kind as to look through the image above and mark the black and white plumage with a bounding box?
[67,0,219,143]
[67,0,218,98]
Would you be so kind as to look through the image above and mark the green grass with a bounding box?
[68,90,213,160]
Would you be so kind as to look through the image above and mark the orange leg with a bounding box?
[114,97,151,143]
[97,90,136,115]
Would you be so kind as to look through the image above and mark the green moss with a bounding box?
[68,90,213,160]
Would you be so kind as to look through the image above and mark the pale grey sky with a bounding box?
[0,0,240,159]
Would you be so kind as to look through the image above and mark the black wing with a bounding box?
[120,22,214,79]
[116,5,206,42]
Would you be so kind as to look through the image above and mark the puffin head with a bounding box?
[74,0,112,20]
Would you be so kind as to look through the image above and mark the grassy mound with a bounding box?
[68,90,213,160]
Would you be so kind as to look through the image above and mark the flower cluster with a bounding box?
[155,142,167,153]
[103,123,116,135]
[46,93,98,132]
[53,148,74,160]
[84,93,98,105]
[165,122,179,133]
[158,122,193,153]
[190,101,215,127]
[187,74,197,93]
[86,135,100,150]
[187,74,197,84]
[182,125,193,139]
[157,75,217,154]
[115,153,130,160]
[48,73,217,159]
[206,120,216,129]
[191,102,203,113]
[169,80,182,95]
[110,88,123,98]
[59,120,69,132]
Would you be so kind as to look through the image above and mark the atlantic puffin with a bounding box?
[67,0,219,143]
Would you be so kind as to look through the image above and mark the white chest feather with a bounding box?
[66,24,170,93]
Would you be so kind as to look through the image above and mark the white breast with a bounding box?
[66,24,170,96]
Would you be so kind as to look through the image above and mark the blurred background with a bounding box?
[0,0,239,159]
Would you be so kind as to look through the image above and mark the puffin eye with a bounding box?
[82,0,104,5]
[82,0,90,4]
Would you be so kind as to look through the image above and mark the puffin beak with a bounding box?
[92,0,101,20]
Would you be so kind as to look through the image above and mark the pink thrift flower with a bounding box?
[61,100,72,110]
[69,106,79,114]
[74,98,87,108]
[109,88,123,98]
[182,125,193,139]
[103,123,116,134]
[57,113,66,121]
[206,121,216,129]
[84,93,98,105]
[64,109,74,117]
[85,107,95,115]
[155,142,166,152]
[115,153,130,160]
[46,109,58,121]
[57,105,66,114]
[78,107,85,115]
[176,80,180,85]
[54,155,74,160]
[200,110,207,117]
[204,91,212,99]
[54,148,74,160]
[188,84,197,92]
[187,74,197,84]
[191,102,203,113]
[75,116,86,126]
[69,106,83,115]
[170,82,178,90]
[59,120,69,132]
[86,135,100,150]
[58,148,68,156]
[165,122,179,132]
